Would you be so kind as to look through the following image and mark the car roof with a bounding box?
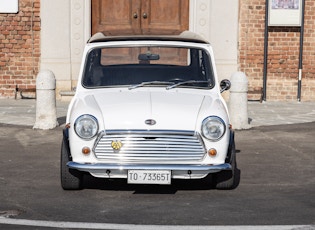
[88,31,210,44]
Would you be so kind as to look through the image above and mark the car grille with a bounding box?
[93,130,206,163]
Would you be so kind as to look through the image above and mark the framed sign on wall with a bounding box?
[0,0,18,13]
[268,0,303,26]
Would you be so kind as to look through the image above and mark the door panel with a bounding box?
[92,0,141,35]
[141,0,189,34]
[92,0,188,35]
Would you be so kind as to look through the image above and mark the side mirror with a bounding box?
[220,79,231,93]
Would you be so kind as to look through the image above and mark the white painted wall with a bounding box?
[40,0,239,97]
[190,0,239,81]
[40,0,89,96]
[40,0,71,83]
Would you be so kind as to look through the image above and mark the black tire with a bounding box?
[60,136,83,190]
[215,141,240,190]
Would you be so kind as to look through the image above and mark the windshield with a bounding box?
[82,46,215,89]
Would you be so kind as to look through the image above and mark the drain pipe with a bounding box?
[297,0,305,102]
[262,0,269,102]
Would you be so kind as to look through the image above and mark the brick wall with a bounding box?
[0,0,40,98]
[239,0,315,101]
[1,1,314,101]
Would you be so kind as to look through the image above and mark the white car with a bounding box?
[61,31,238,190]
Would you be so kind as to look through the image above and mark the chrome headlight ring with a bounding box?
[74,114,99,140]
[201,116,226,141]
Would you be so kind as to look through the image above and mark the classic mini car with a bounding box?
[61,31,238,190]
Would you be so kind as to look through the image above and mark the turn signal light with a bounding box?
[82,147,91,155]
[208,148,217,157]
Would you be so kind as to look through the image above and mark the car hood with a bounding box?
[86,90,210,131]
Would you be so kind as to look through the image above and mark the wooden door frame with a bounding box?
[91,0,189,35]
[86,0,207,37]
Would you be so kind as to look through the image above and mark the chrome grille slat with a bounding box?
[96,155,201,159]
[93,130,206,163]
[96,153,202,157]
[96,145,204,150]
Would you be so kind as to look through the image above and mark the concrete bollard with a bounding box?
[228,72,250,130]
[33,70,59,130]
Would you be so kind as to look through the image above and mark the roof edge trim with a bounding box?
[87,31,209,44]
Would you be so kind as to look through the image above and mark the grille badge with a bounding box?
[111,140,122,150]
[145,119,156,126]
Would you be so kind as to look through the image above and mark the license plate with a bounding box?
[127,170,171,185]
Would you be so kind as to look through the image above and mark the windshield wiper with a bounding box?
[128,81,173,90]
[166,80,211,90]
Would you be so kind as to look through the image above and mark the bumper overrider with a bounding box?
[67,162,232,179]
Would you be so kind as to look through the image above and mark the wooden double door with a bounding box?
[91,0,189,35]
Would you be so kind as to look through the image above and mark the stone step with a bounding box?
[59,90,75,101]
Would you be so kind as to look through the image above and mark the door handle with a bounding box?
[133,12,138,19]
[143,12,148,19]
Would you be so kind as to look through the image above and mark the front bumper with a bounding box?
[67,162,232,179]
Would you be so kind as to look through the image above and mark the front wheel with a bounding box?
[60,136,83,190]
[215,141,239,190]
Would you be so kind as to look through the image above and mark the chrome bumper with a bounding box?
[67,162,232,179]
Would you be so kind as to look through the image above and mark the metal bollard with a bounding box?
[228,72,250,130]
[33,70,58,130]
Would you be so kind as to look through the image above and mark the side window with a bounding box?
[199,50,207,79]
[82,50,102,87]
[198,49,213,82]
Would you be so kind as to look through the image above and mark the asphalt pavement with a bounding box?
[0,98,315,229]
[0,98,314,128]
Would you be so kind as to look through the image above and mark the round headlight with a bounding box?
[74,115,99,139]
[201,116,226,141]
